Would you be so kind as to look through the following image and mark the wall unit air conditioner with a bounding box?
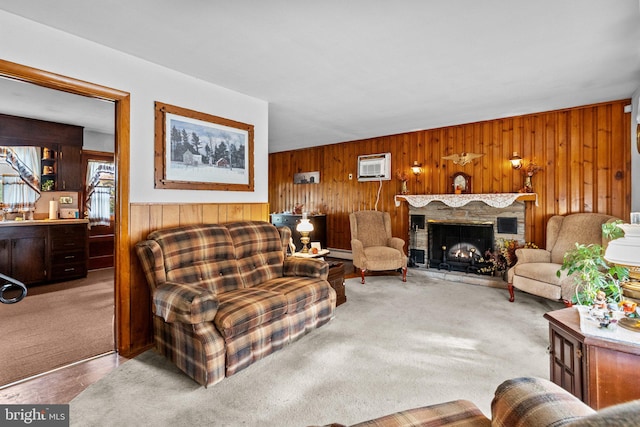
[357,153,391,182]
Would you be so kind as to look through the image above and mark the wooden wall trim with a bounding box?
[269,100,632,254]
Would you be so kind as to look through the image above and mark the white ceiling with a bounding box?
[1,0,639,153]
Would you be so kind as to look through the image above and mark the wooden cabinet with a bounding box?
[544,308,640,409]
[0,226,47,285]
[0,222,88,286]
[270,213,327,252]
[49,223,88,280]
[328,261,346,306]
[0,112,84,191]
[57,144,83,191]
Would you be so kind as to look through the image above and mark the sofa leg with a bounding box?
[401,267,407,282]
[361,268,366,284]
[508,283,515,302]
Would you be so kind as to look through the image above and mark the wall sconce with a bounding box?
[509,152,523,169]
[296,213,314,253]
[411,161,422,176]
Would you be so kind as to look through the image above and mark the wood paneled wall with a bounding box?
[127,202,270,354]
[269,100,631,252]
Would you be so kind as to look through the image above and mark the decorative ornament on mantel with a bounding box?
[441,152,484,166]
[396,169,409,195]
[521,161,542,193]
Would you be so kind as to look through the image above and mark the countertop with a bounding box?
[0,218,89,227]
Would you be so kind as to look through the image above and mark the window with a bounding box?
[0,146,41,213]
[85,160,115,227]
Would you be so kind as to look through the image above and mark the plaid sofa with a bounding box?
[136,221,336,387]
[313,377,640,426]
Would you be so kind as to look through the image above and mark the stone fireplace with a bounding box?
[428,222,494,272]
[397,194,532,272]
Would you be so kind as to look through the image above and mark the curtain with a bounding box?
[85,161,115,227]
[0,146,41,212]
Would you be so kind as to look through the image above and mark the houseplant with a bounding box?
[557,221,629,306]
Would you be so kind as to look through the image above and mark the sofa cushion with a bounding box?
[257,276,332,313]
[363,246,405,271]
[226,221,285,288]
[147,224,244,293]
[549,214,613,264]
[512,262,563,286]
[353,211,389,248]
[214,287,288,339]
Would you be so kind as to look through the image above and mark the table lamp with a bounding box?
[296,213,314,253]
[604,223,640,300]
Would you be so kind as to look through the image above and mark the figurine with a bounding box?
[593,290,607,311]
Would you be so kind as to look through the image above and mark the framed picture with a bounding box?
[154,101,254,191]
[294,171,320,184]
[450,172,471,194]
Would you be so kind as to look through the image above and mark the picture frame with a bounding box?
[450,172,471,194]
[294,171,320,184]
[154,101,254,191]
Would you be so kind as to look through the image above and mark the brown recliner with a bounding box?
[349,210,407,284]
[507,213,619,304]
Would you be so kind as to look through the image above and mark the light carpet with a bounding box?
[70,273,563,427]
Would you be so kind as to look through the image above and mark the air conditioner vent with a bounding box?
[357,153,391,182]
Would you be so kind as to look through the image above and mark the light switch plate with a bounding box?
[59,196,73,204]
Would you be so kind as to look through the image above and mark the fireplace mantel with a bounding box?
[395,193,537,208]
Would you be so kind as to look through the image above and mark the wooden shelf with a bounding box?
[395,193,538,208]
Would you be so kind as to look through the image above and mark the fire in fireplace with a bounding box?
[428,222,494,273]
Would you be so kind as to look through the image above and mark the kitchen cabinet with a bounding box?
[0,226,47,285]
[0,112,84,191]
[49,223,88,280]
[0,221,88,286]
[57,144,83,191]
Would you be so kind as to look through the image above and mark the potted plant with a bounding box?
[557,221,629,307]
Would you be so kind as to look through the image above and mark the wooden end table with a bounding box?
[328,261,346,306]
[544,307,640,409]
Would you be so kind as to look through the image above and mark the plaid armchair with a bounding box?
[136,221,336,386]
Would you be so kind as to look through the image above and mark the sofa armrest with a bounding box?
[284,257,329,280]
[514,248,551,264]
[351,239,365,268]
[387,237,406,254]
[153,282,219,324]
[135,239,167,290]
[491,377,595,427]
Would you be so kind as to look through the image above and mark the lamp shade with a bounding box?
[411,161,422,176]
[604,224,640,279]
[296,219,314,233]
[509,152,523,169]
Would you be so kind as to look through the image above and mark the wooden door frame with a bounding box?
[0,59,133,355]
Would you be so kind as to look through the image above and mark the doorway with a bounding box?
[0,60,131,359]
[82,151,115,270]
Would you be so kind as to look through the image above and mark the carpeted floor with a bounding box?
[0,269,115,387]
[70,272,563,427]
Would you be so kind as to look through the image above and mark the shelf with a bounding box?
[395,193,538,208]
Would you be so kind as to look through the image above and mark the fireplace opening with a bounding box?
[428,222,494,273]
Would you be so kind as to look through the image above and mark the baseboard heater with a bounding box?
[326,248,353,260]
